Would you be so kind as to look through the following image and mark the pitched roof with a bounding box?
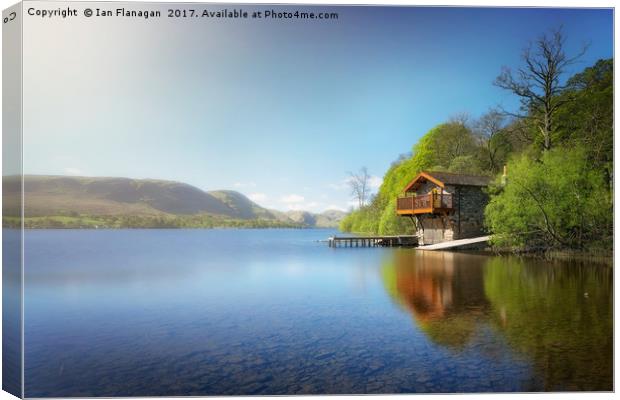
[403,171,491,192]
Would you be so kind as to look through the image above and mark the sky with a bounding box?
[22,4,613,212]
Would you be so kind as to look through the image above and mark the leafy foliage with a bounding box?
[486,58,613,252]
[556,59,613,186]
[485,147,612,251]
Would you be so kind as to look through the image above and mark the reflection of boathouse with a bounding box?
[383,251,489,349]
[396,171,491,245]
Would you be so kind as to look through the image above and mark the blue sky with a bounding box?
[23,5,613,212]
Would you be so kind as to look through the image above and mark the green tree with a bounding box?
[555,59,613,188]
[485,147,612,251]
[427,119,480,170]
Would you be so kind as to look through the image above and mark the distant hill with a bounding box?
[3,175,347,228]
[315,210,348,228]
[284,210,346,228]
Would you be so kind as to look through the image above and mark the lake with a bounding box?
[21,229,612,396]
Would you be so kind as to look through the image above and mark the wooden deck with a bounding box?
[396,193,453,215]
[328,235,418,248]
[325,234,489,251]
[417,235,491,251]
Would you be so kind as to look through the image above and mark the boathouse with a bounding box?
[396,171,491,245]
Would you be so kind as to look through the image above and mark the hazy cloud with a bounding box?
[285,201,322,212]
[280,194,305,203]
[328,178,350,191]
[369,175,383,189]
[64,167,82,175]
[248,193,267,203]
[234,182,257,188]
[347,200,359,208]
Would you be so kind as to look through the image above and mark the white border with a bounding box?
[0,1,616,400]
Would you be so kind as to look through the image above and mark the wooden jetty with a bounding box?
[328,235,418,248]
[326,235,490,250]
[417,235,490,251]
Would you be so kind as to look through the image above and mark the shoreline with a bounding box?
[5,226,612,263]
[340,230,612,264]
[3,216,339,230]
[447,248,613,266]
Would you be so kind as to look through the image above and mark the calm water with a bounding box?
[21,229,612,396]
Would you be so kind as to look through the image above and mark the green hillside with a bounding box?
[3,175,346,229]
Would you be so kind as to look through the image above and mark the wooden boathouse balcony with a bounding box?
[396,193,453,215]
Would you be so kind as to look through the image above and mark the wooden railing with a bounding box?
[397,193,453,214]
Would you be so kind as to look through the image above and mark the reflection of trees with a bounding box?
[381,250,613,391]
[381,250,490,350]
[483,257,612,391]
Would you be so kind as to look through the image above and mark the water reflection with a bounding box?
[24,230,613,395]
[484,257,613,391]
[382,251,490,350]
[381,250,613,391]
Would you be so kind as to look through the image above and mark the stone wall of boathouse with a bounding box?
[415,184,489,245]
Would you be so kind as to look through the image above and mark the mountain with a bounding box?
[314,209,348,227]
[285,211,317,226]
[3,175,347,228]
[285,210,347,228]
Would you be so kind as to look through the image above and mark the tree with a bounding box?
[472,110,511,173]
[485,148,612,251]
[555,59,613,188]
[430,120,484,174]
[348,167,371,208]
[433,118,478,165]
[494,27,587,151]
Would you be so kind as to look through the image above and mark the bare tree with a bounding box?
[348,167,370,208]
[494,27,587,151]
[448,112,470,126]
[473,110,508,172]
